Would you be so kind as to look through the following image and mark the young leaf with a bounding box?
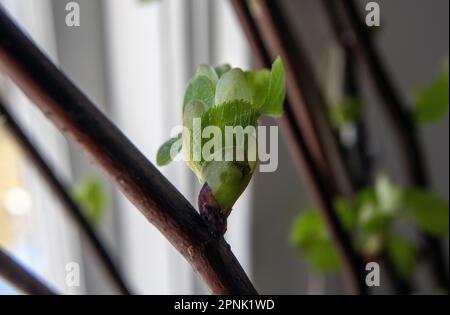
[196,64,219,86]
[245,69,270,110]
[73,177,106,225]
[404,188,449,236]
[260,57,285,116]
[358,202,392,234]
[290,210,328,249]
[308,239,340,271]
[183,75,215,110]
[386,235,417,279]
[413,59,449,124]
[214,68,253,106]
[215,64,232,78]
[156,133,183,166]
[375,175,402,214]
[290,210,339,271]
[201,100,259,134]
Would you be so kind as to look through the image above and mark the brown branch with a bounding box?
[321,0,448,291]
[230,0,367,295]
[0,5,256,295]
[0,99,131,295]
[0,247,56,295]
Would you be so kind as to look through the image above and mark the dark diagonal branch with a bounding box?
[0,5,256,295]
[0,99,131,295]
[321,0,448,291]
[0,247,56,295]
[230,0,367,295]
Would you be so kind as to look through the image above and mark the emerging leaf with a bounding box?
[214,69,253,106]
[245,69,270,110]
[214,64,232,78]
[260,57,285,116]
[196,64,219,86]
[156,134,183,166]
[183,75,215,110]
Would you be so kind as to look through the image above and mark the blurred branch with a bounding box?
[321,0,448,291]
[0,247,56,295]
[0,99,131,295]
[0,5,256,295]
[230,0,367,295]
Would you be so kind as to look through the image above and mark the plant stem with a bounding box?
[0,99,131,295]
[0,5,256,295]
[0,247,56,295]
[230,0,367,295]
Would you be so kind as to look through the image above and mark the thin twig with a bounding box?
[230,0,367,295]
[0,247,56,295]
[321,0,448,291]
[0,99,131,295]
[0,5,256,295]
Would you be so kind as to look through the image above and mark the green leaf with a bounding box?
[214,68,253,106]
[183,75,215,110]
[215,64,232,78]
[196,64,219,86]
[73,177,106,225]
[358,203,392,234]
[308,240,340,271]
[245,69,270,109]
[386,235,417,279]
[290,210,340,271]
[413,59,449,124]
[183,100,208,130]
[404,188,449,236]
[375,174,403,214]
[201,100,259,133]
[156,133,183,166]
[329,96,363,128]
[261,57,285,116]
[290,210,326,248]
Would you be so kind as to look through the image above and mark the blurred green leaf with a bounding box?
[329,96,363,128]
[334,197,357,230]
[290,210,340,271]
[375,175,403,214]
[156,133,182,166]
[308,240,340,271]
[404,188,449,236]
[413,59,449,124]
[73,177,106,226]
[183,75,215,110]
[386,235,417,279]
[358,202,392,234]
[290,210,325,248]
[260,57,285,116]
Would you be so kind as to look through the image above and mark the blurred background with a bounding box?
[0,0,448,294]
